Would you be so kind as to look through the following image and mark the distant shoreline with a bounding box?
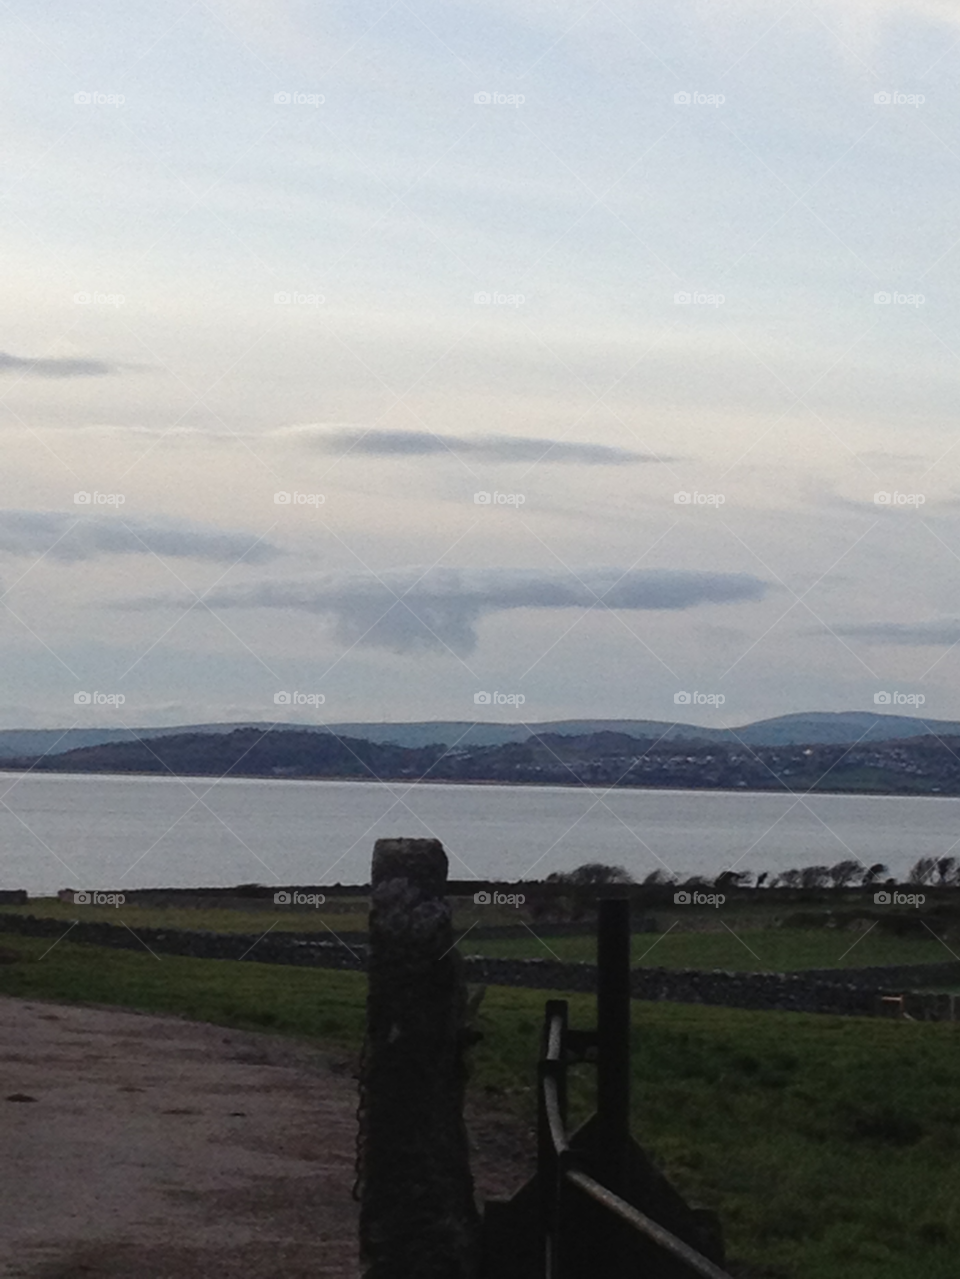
[0,765,952,800]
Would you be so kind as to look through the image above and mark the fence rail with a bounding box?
[537,995,734,1278]
[531,899,735,1278]
[563,1172,733,1279]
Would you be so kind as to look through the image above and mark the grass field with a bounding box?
[7,900,959,975]
[466,927,958,971]
[0,898,374,936]
[0,930,956,1278]
[0,896,535,936]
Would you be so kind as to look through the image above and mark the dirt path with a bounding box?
[0,996,534,1279]
[0,997,366,1277]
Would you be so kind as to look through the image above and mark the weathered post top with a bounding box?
[360,837,480,1279]
[371,837,448,892]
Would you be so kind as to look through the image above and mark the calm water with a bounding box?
[0,772,955,896]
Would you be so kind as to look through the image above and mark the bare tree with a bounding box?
[828,860,862,888]
[909,857,937,885]
[642,869,675,886]
[775,869,802,889]
[545,862,635,922]
[714,869,751,890]
[935,856,958,886]
[799,865,830,889]
[562,862,635,886]
[862,863,887,885]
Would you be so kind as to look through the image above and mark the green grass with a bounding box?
[9,898,959,981]
[0,929,370,1040]
[0,898,373,935]
[0,896,532,936]
[0,930,957,1277]
[467,926,958,971]
[12,902,959,976]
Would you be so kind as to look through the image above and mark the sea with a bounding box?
[0,772,953,896]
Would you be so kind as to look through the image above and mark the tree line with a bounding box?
[544,858,960,890]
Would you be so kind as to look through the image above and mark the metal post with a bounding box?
[596,897,630,1198]
[539,1001,569,1279]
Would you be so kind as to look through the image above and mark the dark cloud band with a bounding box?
[0,352,114,378]
[290,426,668,465]
[0,510,280,564]
[827,619,960,646]
[125,565,768,654]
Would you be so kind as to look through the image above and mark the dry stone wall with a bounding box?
[1,911,956,1020]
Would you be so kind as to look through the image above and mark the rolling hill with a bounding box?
[0,710,954,759]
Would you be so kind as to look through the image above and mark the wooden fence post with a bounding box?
[359,837,480,1279]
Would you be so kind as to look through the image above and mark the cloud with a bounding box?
[856,451,928,467]
[827,618,960,646]
[0,352,113,378]
[0,510,281,565]
[31,424,671,467]
[280,426,669,465]
[123,565,769,654]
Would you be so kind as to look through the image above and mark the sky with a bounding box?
[4,0,960,733]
